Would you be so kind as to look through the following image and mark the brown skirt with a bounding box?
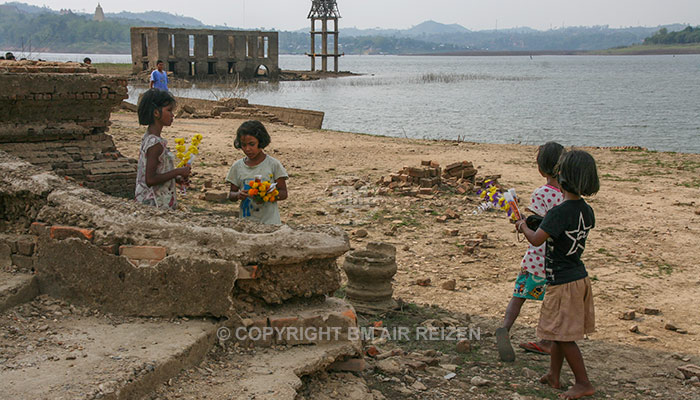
[537,277,595,342]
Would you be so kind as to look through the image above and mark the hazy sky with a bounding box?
[17,0,700,31]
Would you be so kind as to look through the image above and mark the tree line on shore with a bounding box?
[1,2,696,55]
[644,26,700,45]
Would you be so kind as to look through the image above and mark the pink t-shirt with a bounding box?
[520,184,563,277]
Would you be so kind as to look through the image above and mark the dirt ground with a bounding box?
[108,110,700,399]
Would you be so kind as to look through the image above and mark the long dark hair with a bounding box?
[137,89,176,126]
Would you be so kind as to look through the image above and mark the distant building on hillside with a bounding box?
[93,3,105,22]
[130,27,279,80]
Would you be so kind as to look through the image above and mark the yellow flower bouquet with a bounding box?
[173,134,202,194]
[247,175,280,203]
[175,134,203,168]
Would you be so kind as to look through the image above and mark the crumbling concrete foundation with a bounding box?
[0,61,135,198]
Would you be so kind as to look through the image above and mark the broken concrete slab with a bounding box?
[1,151,350,316]
[35,237,238,318]
[231,297,359,347]
[153,341,361,400]
[0,272,39,313]
[0,298,218,400]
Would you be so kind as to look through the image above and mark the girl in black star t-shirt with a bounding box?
[515,150,600,400]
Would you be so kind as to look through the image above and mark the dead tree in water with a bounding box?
[307,0,343,72]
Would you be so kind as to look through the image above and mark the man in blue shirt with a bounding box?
[149,60,169,91]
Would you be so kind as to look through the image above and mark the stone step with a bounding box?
[0,272,39,313]
[152,340,361,400]
[0,296,218,399]
[232,297,359,347]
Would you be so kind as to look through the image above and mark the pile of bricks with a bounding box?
[442,161,478,194]
[0,63,135,197]
[377,160,442,196]
[378,160,483,196]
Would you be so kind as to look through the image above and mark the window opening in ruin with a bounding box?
[245,40,249,58]
[208,35,214,56]
[189,61,195,76]
[255,65,268,77]
[263,37,269,58]
[228,36,235,57]
[142,62,149,71]
[228,62,235,74]
[207,61,215,74]
[169,34,175,56]
[257,36,264,58]
[141,34,148,56]
[189,35,194,57]
[168,61,176,72]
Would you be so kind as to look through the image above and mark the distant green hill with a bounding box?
[0,2,695,55]
[105,11,204,27]
[0,5,131,53]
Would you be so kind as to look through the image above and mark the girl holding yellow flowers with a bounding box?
[226,120,288,224]
[135,89,191,210]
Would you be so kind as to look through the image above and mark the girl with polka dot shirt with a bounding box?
[496,142,565,362]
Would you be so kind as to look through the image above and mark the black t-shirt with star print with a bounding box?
[539,199,595,286]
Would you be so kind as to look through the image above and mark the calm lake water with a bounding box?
[24,52,700,153]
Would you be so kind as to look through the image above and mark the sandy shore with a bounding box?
[109,110,700,397]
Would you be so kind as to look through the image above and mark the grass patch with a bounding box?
[658,263,674,275]
[610,147,647,153]
[601,173,640,183]
[93,63,131,75]
[676,177,700,188]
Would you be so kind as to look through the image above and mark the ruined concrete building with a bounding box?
[0,60,135,198]
[130,27,280,80]
[0,60,362,399]
[307,0,343,72]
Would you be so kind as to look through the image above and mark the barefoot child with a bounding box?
[226,120,288,224]
[496,142,565,362]
[515,150,599,399]
[135,89,191,210]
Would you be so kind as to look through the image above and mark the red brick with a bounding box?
[50,226,94,241]
[238,264,260,280]
[119,245,167,260]
[341,309,357,323]
[365,345,380,358]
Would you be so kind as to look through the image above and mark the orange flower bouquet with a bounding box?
[247,175,280,204]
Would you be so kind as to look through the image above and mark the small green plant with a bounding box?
[658,263,673,275]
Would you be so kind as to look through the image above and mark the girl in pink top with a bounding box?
[496,142,565,362]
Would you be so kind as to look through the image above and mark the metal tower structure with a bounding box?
[307,0,342,72]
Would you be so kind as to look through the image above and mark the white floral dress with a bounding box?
[135,133,177,210]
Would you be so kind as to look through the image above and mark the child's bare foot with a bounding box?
[559,382,595,399]
[539,373,561,389]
